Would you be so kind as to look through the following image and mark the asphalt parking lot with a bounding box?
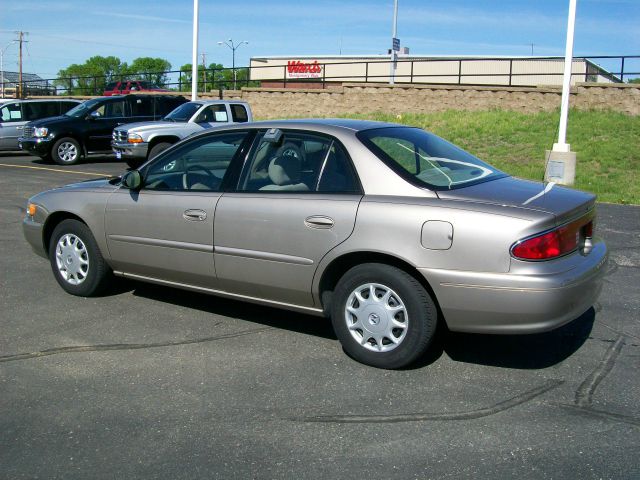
[1,152,639,479]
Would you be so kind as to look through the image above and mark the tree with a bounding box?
[55,55,126,95]
[126,57,172,87]
[628,78,640,84]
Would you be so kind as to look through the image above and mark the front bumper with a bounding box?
[19,137,53,157]
[112,141,148,160]
[23,215,47,259]
[421,239,608,334]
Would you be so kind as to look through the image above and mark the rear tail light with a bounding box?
[511,218,594,261]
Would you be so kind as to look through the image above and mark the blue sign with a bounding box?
[392,38,400,51]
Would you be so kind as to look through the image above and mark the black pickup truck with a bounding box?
[19,94,186,165]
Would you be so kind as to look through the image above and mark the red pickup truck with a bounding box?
[103,80,168,96]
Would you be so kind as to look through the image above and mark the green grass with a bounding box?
[336,110,640,205]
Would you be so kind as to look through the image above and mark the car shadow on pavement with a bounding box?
[130,281,338,341]
[125,279,594,369]
[441,308,595,369]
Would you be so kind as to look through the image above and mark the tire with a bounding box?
[125,158,144,169]
[52,137,82,165]
[331,263,438,369]
[148,142,172,160]
[49,219,112,296]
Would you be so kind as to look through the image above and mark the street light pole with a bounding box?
[191,0,199,100]
[218,39,248,90]
[390,0,398,85]
[1,41,17,99]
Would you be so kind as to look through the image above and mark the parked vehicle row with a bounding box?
[12,94,253,166]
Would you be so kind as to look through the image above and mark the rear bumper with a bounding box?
[420,240,608,334]
[112,141,148,160]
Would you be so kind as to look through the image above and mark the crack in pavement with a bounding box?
[293,379,564,424]
[0,325,273,363]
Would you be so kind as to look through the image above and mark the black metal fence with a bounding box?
[3,55,639,98]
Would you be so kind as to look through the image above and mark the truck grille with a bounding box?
[22,126,35,138]
[113,130,128,142]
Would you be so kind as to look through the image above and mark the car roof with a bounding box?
[0,98,82,104]
[187,99,250,105]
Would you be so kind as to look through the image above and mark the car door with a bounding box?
[193,104,230,130]
[85,98,128,152]
[214,129,363,307]
[105,130,252,288]
[0,102,27,150]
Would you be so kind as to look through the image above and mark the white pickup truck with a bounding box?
[112,99,252,168]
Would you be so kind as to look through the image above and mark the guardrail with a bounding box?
[2,55,639,98]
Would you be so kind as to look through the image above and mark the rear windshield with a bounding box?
[357,127,505,190]
[164,102,202,122]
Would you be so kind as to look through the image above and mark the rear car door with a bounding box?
[105,130,252,288]
[213,129,363,307]
[0,102,27,150]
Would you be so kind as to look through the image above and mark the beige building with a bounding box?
[250,55,618,88]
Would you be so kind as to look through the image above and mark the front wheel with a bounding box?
[49,219,112,296]
[52,137,82,165]
[148,142,172,160]
[331,263,438,369]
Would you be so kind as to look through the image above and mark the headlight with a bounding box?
[127,133,143,144]
[34,127,49,137]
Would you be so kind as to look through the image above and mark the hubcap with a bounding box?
[55,234,89,285]
[344,283,408,352]
[57,142,78,163]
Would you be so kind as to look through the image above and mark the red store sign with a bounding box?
[287,60,323,78]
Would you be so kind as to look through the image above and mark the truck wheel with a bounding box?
[49,219,112,296]
[149,142,172,160]
[52,137,82,165]
[331,263,438,369]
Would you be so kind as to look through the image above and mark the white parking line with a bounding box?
[0,163,109,177]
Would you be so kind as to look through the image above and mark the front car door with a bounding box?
[85,98,128,152]
[105,130,252,288]
[214,129,363,307]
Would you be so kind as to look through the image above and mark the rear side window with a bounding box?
[238,130,360,194]
[131,97,154,117]
[24,102,58,120]
[60,102,79,114]
[231,104,248,122]
[156,97,184,116]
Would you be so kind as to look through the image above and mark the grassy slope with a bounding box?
[338,110,640,204]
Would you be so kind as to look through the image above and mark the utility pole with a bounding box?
[389,0,399,85]
[201,52,207,92]
[17,31,27,99]
[191,0,199,100]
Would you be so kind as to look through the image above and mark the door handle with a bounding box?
[183,209,207,221]
[304,215,334,229]
[16,126,23,130]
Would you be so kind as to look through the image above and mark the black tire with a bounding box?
[49,219,112,296]
[125,158,144,169]
[149,142,172,160]
[331,263,438,369]
[52,137,82,165]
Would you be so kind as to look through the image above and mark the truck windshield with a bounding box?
[164,102,202,122]
[64,98,104,118]
[357,127,506,190]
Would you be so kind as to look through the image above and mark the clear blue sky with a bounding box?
[1,0,638,79]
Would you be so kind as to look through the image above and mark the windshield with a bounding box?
[357,127,506,190]
[64,98,104,118]
[164,102,202,122]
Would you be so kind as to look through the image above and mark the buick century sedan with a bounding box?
[23,119,607,369]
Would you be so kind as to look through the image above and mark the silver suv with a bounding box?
[112,100,252,168]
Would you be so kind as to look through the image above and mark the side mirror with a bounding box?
[121,170,142,190]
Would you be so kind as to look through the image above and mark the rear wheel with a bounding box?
[331,263,437,369]
[49,219,112,296]
[52,137,82,165]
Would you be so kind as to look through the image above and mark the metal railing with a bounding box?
[2,55,638,98]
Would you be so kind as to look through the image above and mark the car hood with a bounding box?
[27,115,76,127]
[37,177,121,195]
[438,176,596,224]
[118,121,193,133]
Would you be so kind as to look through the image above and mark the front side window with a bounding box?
[237,130,360,193]
[0,103,22,122]
[142,131,248,192]
[357,127,505,190]
[195,105,228,123]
